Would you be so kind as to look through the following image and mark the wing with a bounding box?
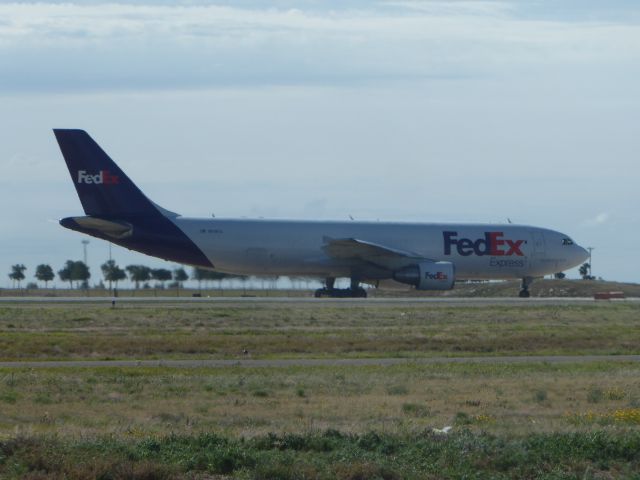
[323,237,431,271]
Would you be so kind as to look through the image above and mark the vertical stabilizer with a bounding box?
[55,129,212,267]
[54,129,167,218]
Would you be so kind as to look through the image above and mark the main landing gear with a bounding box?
[314,277,368,298]
[519,277,533,298]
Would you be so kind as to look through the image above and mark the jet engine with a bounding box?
[393,261,455,290]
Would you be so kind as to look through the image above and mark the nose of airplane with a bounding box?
[576,245,589,265]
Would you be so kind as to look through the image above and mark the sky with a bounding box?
[1,0,639,288]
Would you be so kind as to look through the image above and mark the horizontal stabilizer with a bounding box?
[60,216,133,239]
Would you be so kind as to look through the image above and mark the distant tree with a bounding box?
[174,268,188,284]
[8,264,26,288]
[101,260,127,291]
[35,264,54,288]
[26,282,38,290]
[151,268,172,289]
[58,261,74,288]
[173,267,188,296]
[192,267,224,289]
[58,260,90,289]
[125,265,151,289]
[72,261,91,289]
[192,268,240,290]
[553,272,566,280]
[192,267,206,290]
[579,263,587,278]
[579,263,592,280]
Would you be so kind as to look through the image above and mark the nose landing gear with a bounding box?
[519,277,533,298]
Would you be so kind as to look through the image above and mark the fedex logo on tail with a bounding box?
[443,231,525,257]
[77,170,119,185]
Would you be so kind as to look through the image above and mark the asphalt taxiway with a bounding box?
[0,296,632,306]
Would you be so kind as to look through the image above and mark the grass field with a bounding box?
[0,301,638,360]
[1,300,639,478]
[2,362,640,437]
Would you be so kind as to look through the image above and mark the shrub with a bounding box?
[588,388,604,404]
[534,390,548,403]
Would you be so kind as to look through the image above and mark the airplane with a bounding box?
[54,129,589,298]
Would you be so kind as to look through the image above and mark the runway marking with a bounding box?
[1,355,639,369]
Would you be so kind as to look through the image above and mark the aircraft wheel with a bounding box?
[519,276,534,298]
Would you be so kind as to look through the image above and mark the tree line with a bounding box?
[7,261,236,290]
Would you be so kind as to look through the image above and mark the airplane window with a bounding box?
[562,238,574,246]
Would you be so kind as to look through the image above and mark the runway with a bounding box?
[0,296,629,306]
[1,354,639,369]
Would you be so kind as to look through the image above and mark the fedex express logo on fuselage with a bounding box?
[443,231,525,257]
[77,170,119,185]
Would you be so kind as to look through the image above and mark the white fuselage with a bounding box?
[174,218,587,280]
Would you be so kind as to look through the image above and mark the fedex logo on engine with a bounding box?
[77,170,119,185]
[426,272,448,280]
[443,231,525,257]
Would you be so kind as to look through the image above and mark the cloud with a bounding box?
[1,2,640,92]
[381,1,515,16]
[583,212,610,227]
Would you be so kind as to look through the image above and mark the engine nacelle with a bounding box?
[393,261,455,290]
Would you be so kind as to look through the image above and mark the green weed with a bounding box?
[588,388,604,404]
[401,403,430,418]
[534,389,548,403]
[386,384,409,395]
[3,430,640,479]
[0,390,18,404]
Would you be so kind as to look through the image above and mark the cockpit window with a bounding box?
[562,238,574,246]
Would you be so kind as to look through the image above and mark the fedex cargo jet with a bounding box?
[54,129,589,298]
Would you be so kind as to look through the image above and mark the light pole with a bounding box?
[81,239,90,265]
[81,239,90,293]
[587,247,594,278]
